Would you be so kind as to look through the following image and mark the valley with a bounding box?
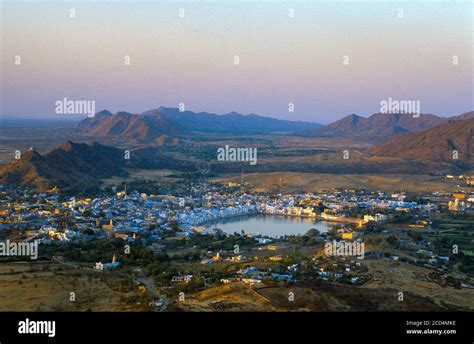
[0,109,473,314]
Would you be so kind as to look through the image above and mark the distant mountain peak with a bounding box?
[114,111,134,116]
[225,111,241,116]
[345,113,363,123]
[60,140,75,151]
[157,106,172,112]
[22,148,42,160]
[94,109,113,117]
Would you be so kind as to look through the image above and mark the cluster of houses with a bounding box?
[235,266,295,285]
[94,255,121,271]
[0,183,472,251]
[2,181,472,294]
[448,193,474,211]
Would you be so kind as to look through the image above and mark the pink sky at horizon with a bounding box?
[1,1,472,124]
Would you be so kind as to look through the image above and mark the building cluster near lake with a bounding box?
[1,178,473,241]
[0,175,473,312]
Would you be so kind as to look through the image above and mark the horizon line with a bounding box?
[1,107,472,125]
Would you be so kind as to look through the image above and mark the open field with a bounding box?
[101,168,179,188]
[172,276,460,312]
[0,262,148,311]
[214,172,469,193]
[176,283,277,311]
[1,233,472,312]
[362,259,474,310]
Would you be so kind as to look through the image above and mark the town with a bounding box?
[0,176,473,311]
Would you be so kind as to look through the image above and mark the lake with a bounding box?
[206,214,337,238]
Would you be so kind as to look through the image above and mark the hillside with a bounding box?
[0,140,199,192]
[366,118,474,169]
[0,141,127,192]
[76,110,188,141]
[297,112,448,139]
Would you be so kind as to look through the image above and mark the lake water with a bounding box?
[206,214,336,238]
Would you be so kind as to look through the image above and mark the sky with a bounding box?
[1,0,472,124]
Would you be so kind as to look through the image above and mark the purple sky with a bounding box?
[1,1,472,124]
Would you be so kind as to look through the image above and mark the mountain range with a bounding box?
[295,112,472,139]
[77,107,473,143]
[1,109,472,193]
[76,107,322,139]
[149,107,322,133]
